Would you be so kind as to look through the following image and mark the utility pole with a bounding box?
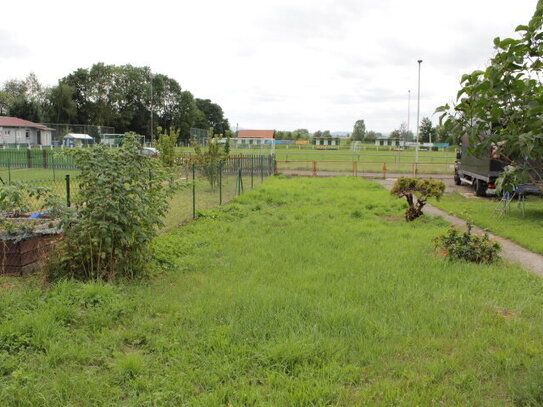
[407,89,411,147]
[150,73,154,145]
[416,60,423,163]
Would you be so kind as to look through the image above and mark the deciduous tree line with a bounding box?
[0,63,230,141]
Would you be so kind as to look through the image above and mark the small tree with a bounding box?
[419,117,436,143]
[156,126,179,167]
[191,137,229,190]
[352,119,366,141]
[391,177,445,221]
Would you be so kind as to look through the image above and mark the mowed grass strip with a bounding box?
[433,192,543,255]
[2,177,543,406]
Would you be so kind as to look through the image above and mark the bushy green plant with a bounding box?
[156,126,179,168]
[435,221,501,264]
[0,184,49,216]
[495,165,528,195]
[390,177,445,221]
[190,137,229,190]
[49,133,175,281]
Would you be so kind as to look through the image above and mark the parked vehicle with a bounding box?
[454,135,504,196]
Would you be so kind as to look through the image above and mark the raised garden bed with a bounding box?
[0,219,62,276]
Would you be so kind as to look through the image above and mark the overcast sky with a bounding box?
[0,0,538,133]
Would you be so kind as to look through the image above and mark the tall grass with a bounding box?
[1,177,543,406]
[433,192,543,255]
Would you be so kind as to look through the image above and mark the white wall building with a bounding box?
[0,116,54,146]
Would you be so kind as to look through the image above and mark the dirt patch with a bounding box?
[495,308,518,318]
[384,216,403,222]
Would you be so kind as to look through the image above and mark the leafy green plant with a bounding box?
[435,221,501,264]
[49,133,176,281]
[495,165,528,195]
[0,184,49,216]
[437,5,543,182]
[156,126,179,168]
[189,137,229,190]
[390,177,445,221]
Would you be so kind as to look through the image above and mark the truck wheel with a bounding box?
[474,179,487,197]
[454,172,462,185]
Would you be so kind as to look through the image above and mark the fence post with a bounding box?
[261,155,264,182]
[192,164,196,219]
[66,174,71,207]
[219,161,223,205]
[43,149,48,169]
[52,155,56,181]
[353,161,357,177]
[7,157,11,184]
[382,163,387,179]
[251,155,254,188]
[312,161,317,177]
[27,149,32,169]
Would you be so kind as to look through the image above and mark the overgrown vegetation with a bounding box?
[189,136,229,190]
[435,220,501,263]
[1,177,542,406]
[390,177,445,221]
[49,134,175,280]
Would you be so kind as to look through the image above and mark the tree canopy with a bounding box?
[352,119,366,141]
[437,3,543,181]
[0,64,230,142]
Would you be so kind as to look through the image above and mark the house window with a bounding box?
[26,131,30,139]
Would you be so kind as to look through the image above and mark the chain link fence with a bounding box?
[1,155,276,226]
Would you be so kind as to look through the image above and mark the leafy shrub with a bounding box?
[390,177,445,221]
[0,184,61,217]
[435,221,501,264]
[188,136,229,190]
[49,133,176,281]
[156,126,179,168]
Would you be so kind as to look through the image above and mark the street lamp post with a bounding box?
[416,60,423,163]
[150,74,154,145]
[407,89,411,147]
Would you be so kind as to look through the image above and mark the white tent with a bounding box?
[63,133,94,147]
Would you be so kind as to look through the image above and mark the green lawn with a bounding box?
[2,177,543,406]
[0,168,79,182]
[163,173,265,231]
[432,192,543,255]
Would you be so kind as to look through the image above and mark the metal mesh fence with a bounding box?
[0,149,76,170]
[163,155,275,230]
[0,155,276,228]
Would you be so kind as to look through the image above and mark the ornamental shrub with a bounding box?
[390,177,445,221]
[435,221,501,264]
[48,133,175,281]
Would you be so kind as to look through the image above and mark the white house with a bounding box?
[0,116,54,146]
